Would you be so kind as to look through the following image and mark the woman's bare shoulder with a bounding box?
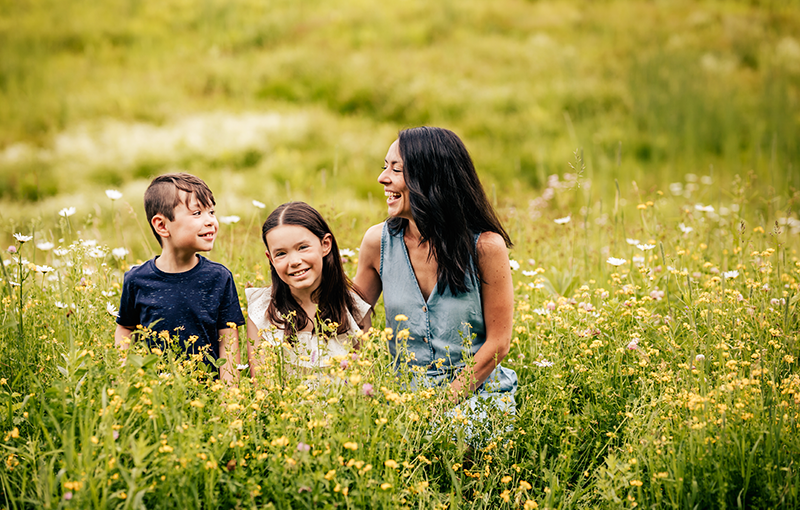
[359,222,385,255]
[476,231,509,256]
[362,222,385,242]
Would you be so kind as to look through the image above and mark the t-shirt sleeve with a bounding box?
[217,271,245,329]
[116,271,138,327]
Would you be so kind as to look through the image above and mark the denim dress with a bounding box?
[380,223,518,422]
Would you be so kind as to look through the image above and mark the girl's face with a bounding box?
[378,139,411,220]
[265,224,332,299]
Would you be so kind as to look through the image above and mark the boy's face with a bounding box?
[157,192,218,253]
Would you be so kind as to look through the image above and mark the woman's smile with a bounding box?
[379,140,411,219]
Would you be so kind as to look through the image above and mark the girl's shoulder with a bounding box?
[246,286,273,332]
[245,286,273,304]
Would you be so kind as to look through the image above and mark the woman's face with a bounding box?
[378,140,411,220]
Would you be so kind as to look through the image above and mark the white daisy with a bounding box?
[219,215,241,225]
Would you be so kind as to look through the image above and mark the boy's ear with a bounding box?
[151,214,170,239]
[321,233,332,257]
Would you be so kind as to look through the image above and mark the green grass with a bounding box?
[2,1,800,507]
[1,0,798,210]
[1,176,799,508]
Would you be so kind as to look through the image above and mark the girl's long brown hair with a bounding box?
[262,202,363,337]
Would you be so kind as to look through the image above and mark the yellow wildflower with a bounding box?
[271,436,289,447]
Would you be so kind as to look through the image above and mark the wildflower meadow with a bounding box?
[2,0,800,508]
[1,168,799,509]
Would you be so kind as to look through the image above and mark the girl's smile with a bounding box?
[265,224,332,301]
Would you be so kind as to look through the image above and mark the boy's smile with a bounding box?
[163,192,219,255]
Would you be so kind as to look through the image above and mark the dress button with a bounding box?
[422,306,428,313]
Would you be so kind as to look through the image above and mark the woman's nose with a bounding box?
[378,168,390,184]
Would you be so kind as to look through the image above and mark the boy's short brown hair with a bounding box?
[144,173,215,246]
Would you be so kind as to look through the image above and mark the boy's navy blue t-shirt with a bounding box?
[117,255,245,362]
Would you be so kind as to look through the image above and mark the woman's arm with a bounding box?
[449,232,514,401]
[353,223,384,308]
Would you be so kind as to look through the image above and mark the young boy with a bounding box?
[114,172,245,382]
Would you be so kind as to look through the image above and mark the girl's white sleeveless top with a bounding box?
[245,286,370,369]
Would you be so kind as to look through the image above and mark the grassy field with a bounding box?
[2,177,799,508]
[2,0,800,508]
[1,0,799,218]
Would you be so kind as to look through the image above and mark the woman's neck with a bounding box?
[404,219,423,245]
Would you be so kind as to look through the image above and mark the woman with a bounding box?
[354,126,517,417]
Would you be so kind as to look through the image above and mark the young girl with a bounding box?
[246,202,371,375]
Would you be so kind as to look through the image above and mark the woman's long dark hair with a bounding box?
[387,126,512,296]
[262,202,362,337]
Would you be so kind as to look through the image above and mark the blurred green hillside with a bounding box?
[1,0,798,216]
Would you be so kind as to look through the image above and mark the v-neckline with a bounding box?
[400,227,436,304]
